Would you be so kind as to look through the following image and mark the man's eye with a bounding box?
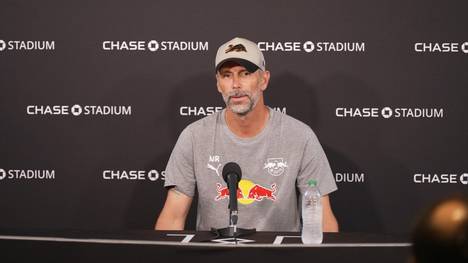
[242,72,250,76]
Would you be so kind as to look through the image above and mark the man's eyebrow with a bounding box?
[219,68,248,74]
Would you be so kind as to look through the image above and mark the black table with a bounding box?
[0,229,411,263]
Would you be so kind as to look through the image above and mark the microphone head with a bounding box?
[222,162,242,183]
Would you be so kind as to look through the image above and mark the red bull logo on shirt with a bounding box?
[215,183,243,201]
[215,179,277,205]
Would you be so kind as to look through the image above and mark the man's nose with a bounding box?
[232,74,241,89]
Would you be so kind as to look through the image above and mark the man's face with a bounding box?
[216,61,269,116]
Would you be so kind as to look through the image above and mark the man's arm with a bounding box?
[321,194,339,232]
[155,188,193,230]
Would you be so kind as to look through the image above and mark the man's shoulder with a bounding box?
[273,109,315,139]
[184,110,221,134]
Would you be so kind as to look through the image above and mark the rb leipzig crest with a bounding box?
[263,158,288,176]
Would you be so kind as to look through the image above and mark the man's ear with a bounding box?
[216,73,222,93]
[260,70,270,91]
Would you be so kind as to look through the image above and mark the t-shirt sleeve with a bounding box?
[297,131,337,197]
[163,127,196,197]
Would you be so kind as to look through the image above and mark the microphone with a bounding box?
[222,162,242,225]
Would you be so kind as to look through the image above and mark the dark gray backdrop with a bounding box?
[1,0,467,234]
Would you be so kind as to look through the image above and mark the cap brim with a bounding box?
[216,58,259,73]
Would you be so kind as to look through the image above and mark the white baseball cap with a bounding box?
[215,37,266,73]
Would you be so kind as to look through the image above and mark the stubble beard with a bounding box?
[223,90,261,116]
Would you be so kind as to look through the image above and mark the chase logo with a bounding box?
[303,41,315,52]
[414,42,468,53]
[0,169,6,180]
[102,170,165,181]
[413,173,468,184]
[336,107,444,119]
[147,170,160,181]
[102,40,208,52]
[381,107,393,119]
[147,40,159,51]
[0,40,6,51]
[26,105,131,116]
[71,104,83,116]
[461,173,468,185]
[257,41,365,53]
[462,42,468,54]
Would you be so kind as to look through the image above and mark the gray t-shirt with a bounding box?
[164,107,337,231]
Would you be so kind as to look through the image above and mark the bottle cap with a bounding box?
[307,179,317,187]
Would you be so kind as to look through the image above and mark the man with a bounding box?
[411,196,468,263]
[155,37,339,232]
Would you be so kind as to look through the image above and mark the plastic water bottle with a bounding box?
[301,179,323,244]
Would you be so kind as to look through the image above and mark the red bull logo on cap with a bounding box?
[214,179,277,205]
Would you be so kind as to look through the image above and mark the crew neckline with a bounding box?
[220,106,274,144]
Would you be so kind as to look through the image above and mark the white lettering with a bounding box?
[209,155,220,162]
[103,170,146,180]
[335,108,379,117]
[102,41,146,51]
[159,41,208,51]
[84,106,132,115]
[180,106,223,116]
[414,173,458,184]
[257,42,301,52]
[394,108,444,118]
[7,170,55,180]
[335,173,365,183]
[273,107,287,114]
[26,105,69,115]
[7,41,55,50]
[414,42,459,53]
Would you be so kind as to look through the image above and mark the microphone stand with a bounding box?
[211,174,255,240]
[228,173,239,243]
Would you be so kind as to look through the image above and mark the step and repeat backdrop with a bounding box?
[1,0,467,234]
